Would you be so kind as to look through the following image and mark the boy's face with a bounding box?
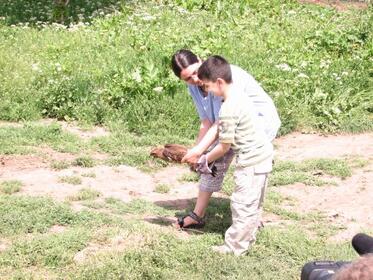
[201,79,224,97]
[180,62,202,86]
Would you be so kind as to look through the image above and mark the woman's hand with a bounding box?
[181,146,203,166]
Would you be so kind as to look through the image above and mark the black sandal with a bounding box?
[177,211,205,229]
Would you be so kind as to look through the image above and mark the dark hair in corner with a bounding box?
[171,49,199,78]
[197,55,232,83]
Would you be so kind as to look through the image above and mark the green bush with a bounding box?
[0,0,371,139]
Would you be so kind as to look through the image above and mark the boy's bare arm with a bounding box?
[206,142,231,162]
[182,120,219,164]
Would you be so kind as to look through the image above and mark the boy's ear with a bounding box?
[216,78,225,86]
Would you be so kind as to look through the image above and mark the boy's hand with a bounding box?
[181,147,202,165]
[196,154,217,177]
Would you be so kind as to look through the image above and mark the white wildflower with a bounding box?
[132,69,142,83]
[287,10,297,15]
[341,71,348,76]
[275,63,291,72]
[31,63,40,72]
[55,63,62,72]
[320,59,331,69]
[297,73,309,79]
[178,7,188,14]
[142,15,155,21]
[153,87,163,93]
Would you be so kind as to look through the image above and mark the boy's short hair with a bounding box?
[197,55,232,83]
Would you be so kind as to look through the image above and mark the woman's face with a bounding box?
[180,61,202,86]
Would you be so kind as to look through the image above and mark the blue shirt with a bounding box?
[188,84,223,124]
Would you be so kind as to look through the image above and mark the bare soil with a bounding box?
[0,122,372,242]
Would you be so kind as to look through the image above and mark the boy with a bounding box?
[196,55,273,256]
[171,49,280,230]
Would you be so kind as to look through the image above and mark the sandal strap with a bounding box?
[188,211,204,223]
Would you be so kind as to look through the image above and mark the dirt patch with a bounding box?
[49,225,67,234]
[276,163,373,241]
[273,132,373,161]
[273,132,373,241]
[0,239,10,252]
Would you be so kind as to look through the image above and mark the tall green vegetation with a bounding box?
[0,0,371,138]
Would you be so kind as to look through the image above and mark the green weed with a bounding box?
[50,160,70,170]
[72,156,95,168]
[0,180,23,194]
[81,172,96,178]
[58,175,82,185]
[68,188,101,201]
[178,172,200,183]
[154,184,171,194]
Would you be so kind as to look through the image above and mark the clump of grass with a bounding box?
[81,200,105,209]
[59,176,82,185]
[154,184,171,194]
[345,156,370,169]
[68,188,101,201]
[178,172,199,183]
[0,180,23,194]
[270,170,332,187]
[72,156,95,168]
[81,172,96,178]
[270,158,353,187]
[50,160,70,170]
[300,158,351,179]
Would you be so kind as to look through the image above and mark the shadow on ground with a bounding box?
[146,197,232,235]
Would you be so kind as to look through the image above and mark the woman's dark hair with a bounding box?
[171,49,199,78]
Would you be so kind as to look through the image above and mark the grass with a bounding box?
[81,172,96,178]
[154,183,171,194]
[0,1,371,137]
[68,188,101,201]
[0,195,115,237]
[72,156,95,168]
[0,180,23,194]
[58,175,82,185]
[0,185,362,280]
[50,160,70,170]
[0,123,85,155]
[0,0,371,278]
[270,158,354,187]
[178,172,200,183]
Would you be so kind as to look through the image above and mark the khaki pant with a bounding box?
[224,157,272,256]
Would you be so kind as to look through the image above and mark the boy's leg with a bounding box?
[215,160,270,255]
[177,149,234,227]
